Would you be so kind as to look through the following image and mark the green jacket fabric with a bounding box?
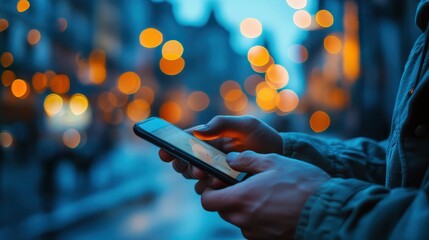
[287,1,429,239]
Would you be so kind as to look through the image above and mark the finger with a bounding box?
[172,159,190,175]
[193,115,259,140]
[226,151,274,174]
[207,177,228,189]
[158,149,175,162]
[195,178,209,195]
[191,166,207,180]
[201,187,240,212]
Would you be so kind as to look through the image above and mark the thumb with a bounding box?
[226,151,273,174]
[193,115,254,140]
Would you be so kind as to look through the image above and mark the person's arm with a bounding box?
[281,132,387,184]
[296,177,429,239]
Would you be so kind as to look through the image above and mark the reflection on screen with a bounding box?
[152,125,241,178]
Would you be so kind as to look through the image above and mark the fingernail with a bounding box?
[194,124,210,132]
[226,152,239,163]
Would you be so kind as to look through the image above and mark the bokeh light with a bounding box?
[286,0,307,9]
[240,18,263,38]
[50,74,70,94]
[160,101,182,124]
[310,111,331,132]
[159,57,185,75]
[127,99,151,122]
[224,89,248,113]
[11,79,29,99]
[89,49,106,85]
[1,70,16,87]
[117,72,141,95]
[256,86,277,112]
[187,91,210,112]
[32,72,48,93]
[0,19,9,32]
[162,40,184,60]
[288,44,308,63]
[293,10,311,29]
[70,94,89,115]
[27,29,41,45]
[265,64,289,89]
[134,86,155,104]
[17,0,30,12]
[0,130,13,148]
[244,74,264,96]
[247,46,270,67]
[324,35,342,54]
[139,28,163,48]
[1,52,14,68]
[251,56,274,73]
[220,80,241,98]
[57,18,68,32]
[98,92,116,113]
[316,10,334,28]
[63,129,81,149]
[275,89,299,113]
[44,94,63,117]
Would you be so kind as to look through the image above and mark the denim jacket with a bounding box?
[285,1,429,239]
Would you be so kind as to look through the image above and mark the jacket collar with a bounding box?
[416,0,429,31]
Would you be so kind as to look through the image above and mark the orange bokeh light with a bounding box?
[127,99,151,122]
[160,101,182,124]
[117,71,141,95]
[247,46,270,67]
[27,29,41,45]
[0,19,9,32]
[220,80,241,98]
[310,111,331,133]
[0,131,13,148]
[1,52,14,68]
[316,10,334,28]
[240,18,263,38]
[265,64,289,89]
[17,0,30,12]
[251,56,274,73]
[162,40,184,60]
[187,91,210,112]
[11,79,29,99]
[44,94,63,116]
[1,70,16,87]
[89,49,106,84]
[159,57,185,75]
[224,90,248,113]
[32,72,48,93]
[256,86,277,112]
[275,89,299,113]
[140,28,163,48]
[50,74,70,94]
[324,35,342,54]
[135,86,155,104]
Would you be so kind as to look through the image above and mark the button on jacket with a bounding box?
[282,1,429,239]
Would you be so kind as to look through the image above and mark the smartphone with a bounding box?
[133,117,248,185]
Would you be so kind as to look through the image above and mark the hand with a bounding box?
[193,115,283,154]
[159,115,283,191]
[201,151,331,239]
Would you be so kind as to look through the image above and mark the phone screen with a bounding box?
[151,123,243,180]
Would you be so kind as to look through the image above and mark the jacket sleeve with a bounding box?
[281,132,387,184]
[295,178,429,240]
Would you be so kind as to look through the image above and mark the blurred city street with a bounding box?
[0,0,421,239]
